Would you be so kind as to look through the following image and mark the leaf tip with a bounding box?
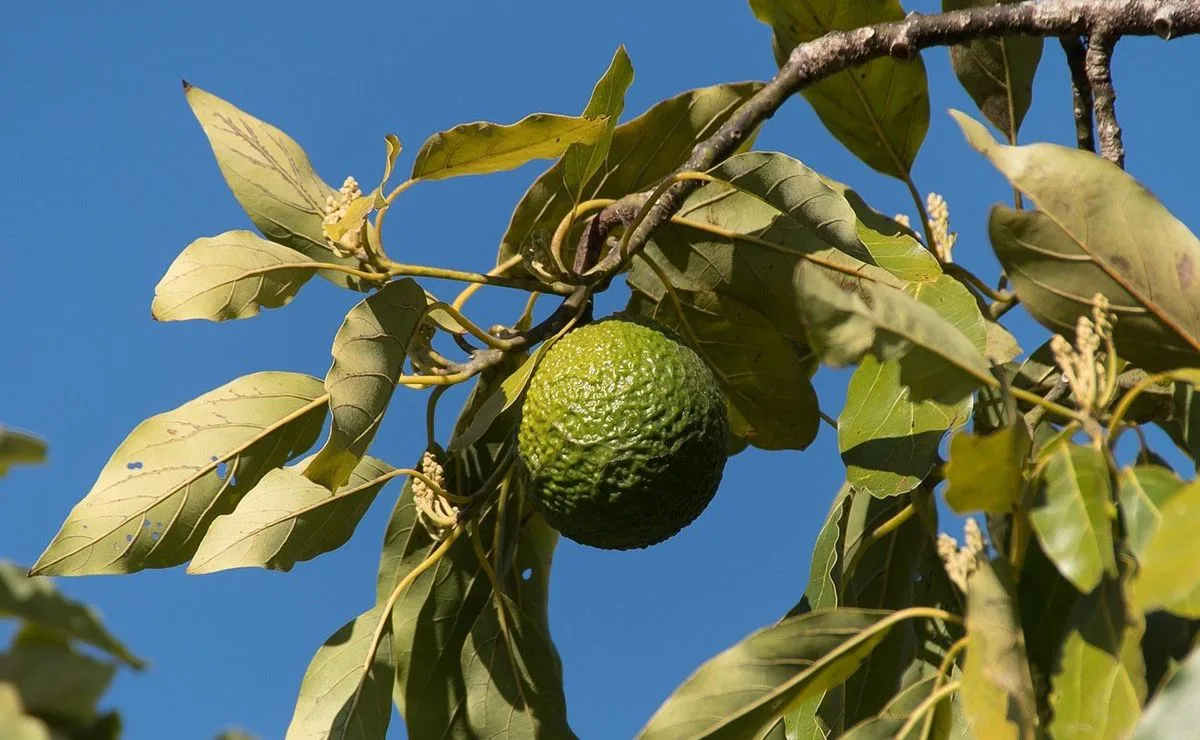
[948,109,996,153]
[181,78,192,92]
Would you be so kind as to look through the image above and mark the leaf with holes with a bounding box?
[0,428,46,478]
[839,275,986,497]
[944,424,1031,515]
[189,455,396,574]
[796,264,993,404]
[1030,441,1118,593]
[639,608,903,740]
[1118,465,1186,560]
[955,111,1200,371]
[151,230,320,322]
[562,45,634,200]
[184,83,368,289]
[498,82,762,277]
[748,0,929,179]
[0,562,143,668]
[411,113,609,181]
[648,289,820,451]
[285,603,394,740]
[1049,575,1146,740]
[30,372,327,576]
[1132,478,1200,617]
[960,558,1037,740]
[944,0,1043,140]
[305,278,426,490]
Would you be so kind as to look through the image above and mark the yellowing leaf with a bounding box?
[944,424,1032,515]
[305,279,426,490]
[183,83,368,289]
[151,230,319,322]
[31,372,327,576]
[411,113,609,181]
[189,456,397,574]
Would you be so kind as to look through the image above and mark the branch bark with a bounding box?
[462,0,1200,380]
[1059,35,1096,152]
[1085,32,1125,167]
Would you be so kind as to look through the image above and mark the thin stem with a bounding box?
[365,525,463,672]
[425,385,449,450]
[943,263,1014,303]
[844,498,920,578]
[371,178,419,254]
[1010,385,1089,424]
[427,302,515,351]
[451,254,526,312]
[819,410,838,429]
[397,369,476,388]
[549,199,617,275]
[378,259,573,296]
[900,681,962,740]
[903,176,938,257]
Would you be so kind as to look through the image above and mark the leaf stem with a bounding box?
[900,680,962,740]
[377,259,573,296]
[451,254,526,312]
[549,199,617,274]
[1009,385,1089,424]
[428,302,516,351]
[365,524,463,673]
[903,176,938,258]
[843,497,920,579]
[370,178,419,255]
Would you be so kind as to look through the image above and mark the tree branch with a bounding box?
[1086,31,1125,167]
[1059,35,1096,152]
[461,0,1200,384]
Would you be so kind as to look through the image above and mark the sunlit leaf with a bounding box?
[0,628,115,725]
[944,424,1031,515]
[189,456,396,574]
[960,558,1036,740]
[944,0,1043,139]
[0,429,46,478]
[839,275,986,496]
[1132,643,1200,739]
[285,604,394,740]
[639,609,900,740]
[562,45,634,200]
[151,230,319,322]
[1132,478,1200,617]
[305,278,425,490]
[499,82,762,277]
[650,289,820,450]
[183,83,368,289]
[955,111,1200,371]
[796,264,993,404]
[1048,576,1146,740]
[1118,465,1185,560]
[411,113,609,181]
[31,372,327,576]
[1029,441,1118,593]
[0,562,143,667]
[748,0,929,179]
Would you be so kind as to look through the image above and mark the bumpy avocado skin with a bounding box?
[517,314,729,550]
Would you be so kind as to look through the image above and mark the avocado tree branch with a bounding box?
[453,0,1200,383]
[1085,31,1125,167]
[1059,35,1096,152]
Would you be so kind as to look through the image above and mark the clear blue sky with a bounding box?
[3,1,1199,738]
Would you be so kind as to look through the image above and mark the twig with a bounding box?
[1086,31,1125,167]
[1059,36,1096,152]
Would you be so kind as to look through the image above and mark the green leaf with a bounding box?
[818,176,939,284]
[796,264,993,404]
[411,113,609,181]
[31,372,327,576]
[562,46,634,200]
[0,684,52,740]
[960,558,1037,740]
[650,289,820,451]
[639,609,901,740]
[285,603,394,740]
[840,675,963,739]
[984,321,1023,365]
[1118,465,1186,560]
[151,230,319,322]
[499,82,762,276]
[1132,478,1200,617]
[0,629,116,725]
[0,562,143,668]
[954,110,1200,371]
[1017,536,1080,721]
[1048,576,1146,740]
[838,276,986,496]
[183,83,368,290]
[747,0,929,179]
[305,278,426,490]
[0,429,46,478]
[944,0,1043,140]
[1132,642,1200,739]
[447,337,558,454]
[944,424,1031,515]
[1029,441,1118,593]
[188,455,396,574]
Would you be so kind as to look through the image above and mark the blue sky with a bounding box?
[3,1,1200,738]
